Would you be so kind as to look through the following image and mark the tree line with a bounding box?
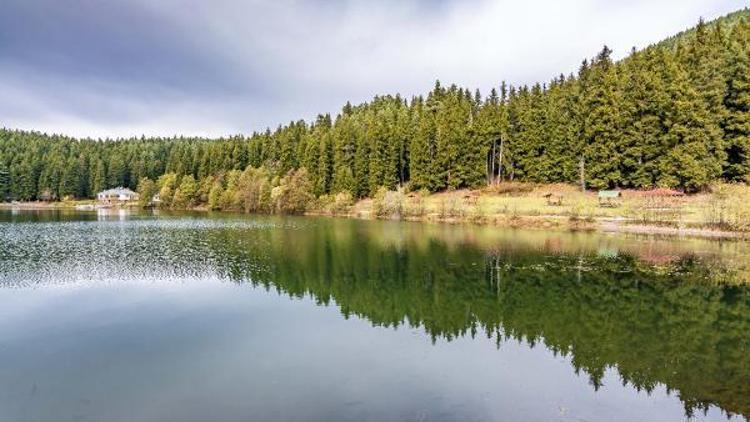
[1,11,749,204]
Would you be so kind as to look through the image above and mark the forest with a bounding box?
[0,10,749,208]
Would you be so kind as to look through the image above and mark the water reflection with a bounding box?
[1,210,749,419]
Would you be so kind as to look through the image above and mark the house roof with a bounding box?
[98,187,137,196]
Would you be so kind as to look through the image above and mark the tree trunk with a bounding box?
[579,156,586,192]
[489,140,496,185]
[498,136,505,183]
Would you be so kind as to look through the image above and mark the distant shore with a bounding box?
[3,186,748,241]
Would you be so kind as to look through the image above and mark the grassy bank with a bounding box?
[311,182,750,239]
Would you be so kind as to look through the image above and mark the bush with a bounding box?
[331,191,354,215]
[438,196,466,219]
[372,187,405,219]
[136,177,157,208]
[404,190,428,218]
[568,198,595,223]
[470,198,488,223]
[207,182,224,210]
[315,194,335,213]
[701,183,750,231]
[235,166,272,213]
[172,175,198,209]
[220,170,242,210]
[274,168,314,214]
[157,173,178,208]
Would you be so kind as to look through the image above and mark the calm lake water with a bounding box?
[1,209,749,422]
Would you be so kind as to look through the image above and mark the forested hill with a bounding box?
[658,7,750,50]
[1,11,749,203]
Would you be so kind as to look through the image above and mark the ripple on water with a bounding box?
[0,217,282,288]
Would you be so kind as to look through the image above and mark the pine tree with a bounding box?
[581,47,624,189]
[59,158,79,199]
[619,48,669,188]
[409,97,435,190]
[657,53,723,191]
[90,158,106,195]
[723,34,750,180]
[351,113,370,198]
[681,19,728,171]
[0,160,9,201]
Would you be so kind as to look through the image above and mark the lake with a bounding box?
[1,209,749,422]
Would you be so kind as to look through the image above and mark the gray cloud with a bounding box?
[0,0,745,138]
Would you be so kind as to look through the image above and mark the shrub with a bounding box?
[404,190,428,218]
[372,187,405,219]
[136,177,157,208]
[438,195,466,219]
[701,183,750,231]
[157,173,178,208]
[274,168,314,214]
[568,199,595,223]
[315,194,335,214]
[172,175,198,209]
[207,182,224,210]
[331,191,354,215]
[235,166,272,213]
[470,198,488,223]
[220,170,242,210]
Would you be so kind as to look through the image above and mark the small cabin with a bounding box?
[598,190,622,207]
[97,187,139,204]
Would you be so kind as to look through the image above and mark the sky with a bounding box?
[0,0,746,139]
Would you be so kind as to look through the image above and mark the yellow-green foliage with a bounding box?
[273,168,314,214]
[332,191,354,214]
[701,183,750,231]
[157,173,178,208]
[172,175,198,209]
[437,195,467,219]
[136,177,157,208]
[207,181,223,210]
[235,166,272,213]
[316,191,355,215]
[372,187,405,218]
[403,190,429,218]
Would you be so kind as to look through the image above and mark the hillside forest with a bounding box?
[0,11,749,211]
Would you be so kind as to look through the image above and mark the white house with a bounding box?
[97,187,139,203]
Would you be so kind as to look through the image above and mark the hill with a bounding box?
[1,8,749,206]
[658,7,750,50]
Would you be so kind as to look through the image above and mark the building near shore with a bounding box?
[97,187,139,203]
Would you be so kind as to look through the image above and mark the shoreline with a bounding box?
[316,211,748,240]
[3,201,747,241]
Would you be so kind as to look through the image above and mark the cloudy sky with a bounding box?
[0,0,745,139]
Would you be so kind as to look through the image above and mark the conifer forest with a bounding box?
[1,10,749,205]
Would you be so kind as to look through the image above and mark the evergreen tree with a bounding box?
[657,53,723,191]
[90,159,106,195]
[619,48,669,188]
[581,46,624,189]
[0,160,9,201]
[723,33,750,180]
